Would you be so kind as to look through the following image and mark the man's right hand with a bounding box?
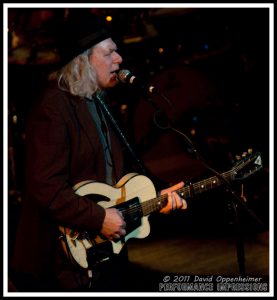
[100,208,126,240]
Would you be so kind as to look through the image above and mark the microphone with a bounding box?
[118,69,160,95]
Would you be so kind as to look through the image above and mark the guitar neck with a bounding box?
[141,170,234,216]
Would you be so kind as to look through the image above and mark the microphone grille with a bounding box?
[118,69,131,83]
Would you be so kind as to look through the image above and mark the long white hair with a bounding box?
[49,48,99,98]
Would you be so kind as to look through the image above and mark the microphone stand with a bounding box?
[169,127,266,276]
[145,91,265,276]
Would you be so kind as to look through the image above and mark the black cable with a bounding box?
[94,95,119,184]
[95,92,148,176]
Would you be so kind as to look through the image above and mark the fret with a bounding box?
[141,194,167,216]
[141,166,253,216]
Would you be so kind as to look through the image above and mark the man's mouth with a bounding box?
[110,70,119,82]
[110,70,120,80]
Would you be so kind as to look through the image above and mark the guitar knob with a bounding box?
[248,148,253,154]
[235,155,241,160]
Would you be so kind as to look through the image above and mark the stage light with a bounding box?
[190,128,196,136]
[106,15,112,22]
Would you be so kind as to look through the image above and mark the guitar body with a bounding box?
[59,173,157,268]
[76,173,157,249]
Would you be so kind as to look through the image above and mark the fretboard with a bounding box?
[141,170,234,216]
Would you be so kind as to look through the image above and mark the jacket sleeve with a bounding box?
[25,93,105,233]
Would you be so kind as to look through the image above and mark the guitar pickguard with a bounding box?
[112,197,142,235]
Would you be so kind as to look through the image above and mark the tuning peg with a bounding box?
[248,148,253,154]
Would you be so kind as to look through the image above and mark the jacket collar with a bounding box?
[68,94,102,151]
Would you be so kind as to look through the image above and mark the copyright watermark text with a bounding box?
[158,275,269,292]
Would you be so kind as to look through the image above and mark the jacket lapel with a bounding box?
[68,93,124,183]
[69,96,102,151]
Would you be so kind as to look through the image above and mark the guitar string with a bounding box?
[119,169,235,216]
[115,155,258,216]
[124,173,229,215]
[73,157,255,222]
[66,156,258,267]
[73,156,257,240]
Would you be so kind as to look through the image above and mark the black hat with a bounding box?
[57,9,111,66]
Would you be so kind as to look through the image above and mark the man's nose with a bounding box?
[114,52,123,64]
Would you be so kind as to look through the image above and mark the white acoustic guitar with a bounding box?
[59,151,262,269]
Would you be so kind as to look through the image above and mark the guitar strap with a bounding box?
[95,91,148,176]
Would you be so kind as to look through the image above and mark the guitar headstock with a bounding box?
[232,149,263,180]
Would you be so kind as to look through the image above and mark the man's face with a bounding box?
[89,38,123,89]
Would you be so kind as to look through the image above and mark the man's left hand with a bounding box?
[159,181,187,214]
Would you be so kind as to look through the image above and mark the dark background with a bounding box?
[7,7,270,272]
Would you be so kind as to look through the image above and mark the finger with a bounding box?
[160,199,171,214]
[170,193,176,210]
[118,210,124,218]
[171,192,188,211]
[181,199,188,210]
[114,227,127,239]
[121,221,126,229]
[167,181,185,193]
[117,228,126,237]
[113,233,121,240]
[172,192,183,209]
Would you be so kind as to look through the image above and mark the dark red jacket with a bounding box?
[11,83,124,288]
